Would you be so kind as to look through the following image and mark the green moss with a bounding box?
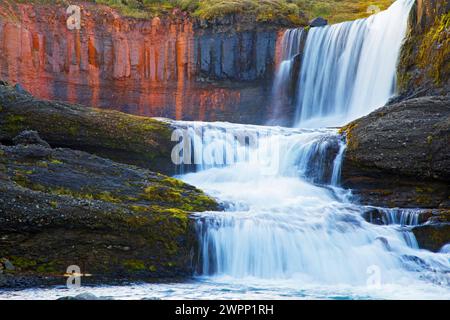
[417,12,450,86]
[36,261,58,274]
[12,172,30,187]
[8,256,37,270]
[161,177,186,188]
[339,122,359,150]
[129,205,149,212]
[49,200,59,208]
[123,259,146,272]
[50,159,63,165]
[4,114,25,133]
[96,191,122,203]
[5,0,395,25]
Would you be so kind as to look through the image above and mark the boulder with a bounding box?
[309,17,328,27]
[341,96,450,208]
[412,224,450,252]
[0,83,175,175]
[0,142,219,288]
[12,130,51,148]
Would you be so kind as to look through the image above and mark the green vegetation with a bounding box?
[417,12,450,86]
[4,0,396,24]
[292,0,395,24]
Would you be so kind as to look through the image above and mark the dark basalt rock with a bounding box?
[341,96,450,209]
[412,224,450,252]
[12,130,51,148]
[0,83,175,175]
[309,17,328,27]
[0,140,219,288]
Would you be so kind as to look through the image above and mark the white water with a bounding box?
[287,0,414,127]
[175,122,449,292]
[270,28,305,123]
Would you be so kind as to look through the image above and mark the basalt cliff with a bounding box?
[0,2,286,124]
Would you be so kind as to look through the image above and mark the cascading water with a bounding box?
[269,28,305,124]
[174,121,449,290]
[164,1,449,297]
[271,0,415,128]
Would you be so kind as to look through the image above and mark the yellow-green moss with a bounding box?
[417,12,450,86]
[339,122,359,150]
[50,159,63,165]
[4,114,25,133]
[123,259,146,272]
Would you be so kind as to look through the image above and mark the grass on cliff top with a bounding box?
[5,0,396,24]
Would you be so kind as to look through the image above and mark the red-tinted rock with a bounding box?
[0,3,282,124]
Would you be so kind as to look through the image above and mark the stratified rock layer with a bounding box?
[0,2,282,124]
[0,82,175,175]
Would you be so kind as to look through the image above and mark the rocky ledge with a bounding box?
[341,95,450,251]
[0,130,218,288]
[0,82,175,175]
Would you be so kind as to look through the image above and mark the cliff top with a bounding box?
[1,0,396,26]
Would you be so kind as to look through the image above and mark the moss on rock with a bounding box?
[0,83,175,175]
[0,135,219,287]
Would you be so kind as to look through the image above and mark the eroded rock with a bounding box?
[341,96,450,208]
[0,142,219,288]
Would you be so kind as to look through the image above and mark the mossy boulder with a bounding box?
[340,96,450,208]
[0,135,219,288]
[0,82,175,175]
[412,223,450,252]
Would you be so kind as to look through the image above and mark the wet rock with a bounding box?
[12,130,51,148]
[58,293,113,300]
[341,96,450,208]
[375,237,392,251]
[412,224,450,252]
[309,17,328,27]
[1,258,15,271]
[362,208,384,225]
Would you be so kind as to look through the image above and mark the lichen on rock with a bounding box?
[0,129,219,288]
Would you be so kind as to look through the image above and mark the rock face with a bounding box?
[396,0,450,100]
[341,96,450,208]
[0,132,219,288]
[309,17,328,27]
[0,2,282,124]
[0,82,175,175]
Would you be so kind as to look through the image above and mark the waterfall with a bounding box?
[271,0,415,127]
[167,0,449,295]
[172,121,449,286]
[270,29,305,124]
